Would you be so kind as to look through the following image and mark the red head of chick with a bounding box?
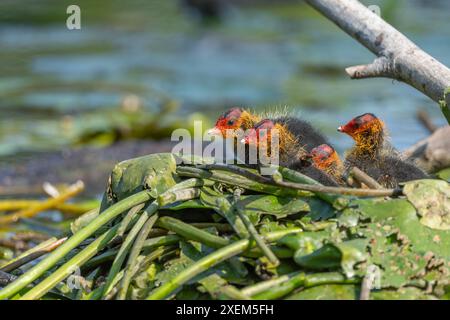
[338,113,428,187]
[207,107,260,138]
[310,144,344,181]
[338,113,385,158]
[241,119,306,166]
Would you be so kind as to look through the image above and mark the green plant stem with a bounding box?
[233,189,279,266]
[117,204,145,237]
[240,272,298,297]
[219,285,251,300]
[156,216,230,248]
[117,213,159,300]
[81,235,182,271]
[103,184,201,298]
[80,249,118,271]
[278,167,339,204]
[157,188,201,207]
[252,272,306,299]
[102,202,159,297]
[0,190,152,300]
[215,197,249,238]
[142,235,182,251]
[155,216,292,258]
[19,224,122,300]
[146,228,301,300]
[254,272,361,300]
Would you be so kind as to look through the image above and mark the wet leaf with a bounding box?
[353,199,450,260]
[279,231,331,253]
[236,194,309,220]
[101,153,179,210]
[371,287,437,300]
[304,198,337,221]
[403,180,450,230]
[293,239,367,277]
[286,284,358,300]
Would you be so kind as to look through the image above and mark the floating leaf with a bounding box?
[305,198,337,221]
[403,180,450,230]
[293,239,367,277]
[353,199,450,260]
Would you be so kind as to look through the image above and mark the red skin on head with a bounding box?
[310,144,340,170]
[338,113,378,137]
[242,119,274,145]
[214,107,244,135]
[311,144,334,162]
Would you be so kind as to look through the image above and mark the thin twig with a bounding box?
[0,237,67,273]
[189,164,400,197]
[350,167,383,190]
[416,109,438,133]
[0,270,17,287]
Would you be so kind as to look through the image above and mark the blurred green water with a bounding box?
[0,0,449,158]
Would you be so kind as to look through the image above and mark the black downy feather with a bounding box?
[272,116,330,152]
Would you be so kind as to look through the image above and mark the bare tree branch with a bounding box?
[345,57,392,79]
[402,126,450,173]
[350,167,382,189]
[304,0,450,118]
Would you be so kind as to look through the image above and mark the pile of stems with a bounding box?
[0,162,381,300]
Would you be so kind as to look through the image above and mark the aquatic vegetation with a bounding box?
[0,153,448,300]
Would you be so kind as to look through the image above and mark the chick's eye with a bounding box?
[227,120,235,126]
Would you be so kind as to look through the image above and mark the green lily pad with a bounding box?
[362,222,429,288]
[403,180,450,230]
[294,239,367,277]
[353,198,450,260]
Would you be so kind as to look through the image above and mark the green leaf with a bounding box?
[279,231,331,253]
[403,180,450,230]
[362,223,429,287]
[353,198,450,260]
[304,198,337,221]
[101,153,179,210]
[437,167,450,182]
[236,194,310,220]
[286,284,358,300]
[293,239,367,277]
[371,287,437,300]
